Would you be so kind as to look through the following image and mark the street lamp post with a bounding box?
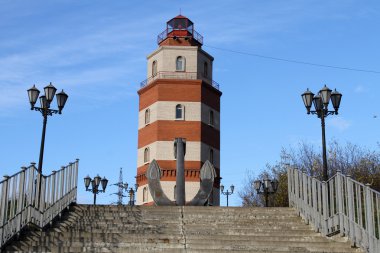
[27,83,68,208]
[301,85,342,181]
[220,184,234,207]
[84,175,109,205]
[27,83,69,174]
[253,177,279,207]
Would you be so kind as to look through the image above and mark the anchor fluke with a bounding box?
[146,159,175,206]
[186,160,216,206]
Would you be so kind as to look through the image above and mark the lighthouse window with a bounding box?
[209,148,214,164]
[152,60,157,76]
[145,109,150,125]
[209,110,214,126]
[144,147,150,163]
[143,187,148,202]
[203,62,208,77]
[175,104,184,119]
[176,56,185,71]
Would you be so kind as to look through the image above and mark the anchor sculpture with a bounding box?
[146,138,216,206]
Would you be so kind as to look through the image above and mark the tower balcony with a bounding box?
[140,71,220,90]
[157,28,203,45]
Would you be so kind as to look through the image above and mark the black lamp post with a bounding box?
[27,83,68,174]
[28,83,68,208]
[302,85,342,181]
[127,184,139,206]
[220,184,234,207]
[84,175,109,205]
[253,177,279,207]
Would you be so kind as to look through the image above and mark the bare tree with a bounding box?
[239,140,380,207]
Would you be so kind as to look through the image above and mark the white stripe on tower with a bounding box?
[137,141,220,168]
[138,101,220,130]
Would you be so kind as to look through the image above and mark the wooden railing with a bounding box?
[288,167,380,253]
[0,160,79,248]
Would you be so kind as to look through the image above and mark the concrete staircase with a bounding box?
[3,205,361,253]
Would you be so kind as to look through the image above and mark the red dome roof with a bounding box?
[173,14,188,19]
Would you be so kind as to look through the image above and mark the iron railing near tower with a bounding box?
[140,71,220,90]
[157,28,203,45]
[0,160,79,249]
[288,167,380,253]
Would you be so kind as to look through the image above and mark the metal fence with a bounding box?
[140,71,220,90]
[288,167,380,253]
[157,28,203,45]
[0,160,78,248]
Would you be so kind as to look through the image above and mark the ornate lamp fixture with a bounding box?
[84,174,108,205]
[253,177,279,207]
[302,85,342,181]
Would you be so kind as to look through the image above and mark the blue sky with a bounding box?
[1,0,379,206]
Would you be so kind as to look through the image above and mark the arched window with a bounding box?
[203,61,208,77]
[145,109,150,125]
[143,187,148,202]
[152,60,157,76]
[175,104,184,119]
[144,147,150,163]
[174,185,176,200]
[209,110,214,126]
[176,56,185,71]
[209,148,214,164]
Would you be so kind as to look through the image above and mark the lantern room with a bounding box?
[157,15,203,46]
[167,15,194,34]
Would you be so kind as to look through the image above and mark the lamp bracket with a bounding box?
[309,110,336,118]
[33,107,59,116]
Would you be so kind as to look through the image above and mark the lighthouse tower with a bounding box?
[136,15,222,206]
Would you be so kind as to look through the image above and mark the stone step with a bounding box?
[2,205,363,253]
[69,219,306,227]
[74,206,297,215]
[23,227,322,240]
[5,242,359,253]
[18,233,344,246]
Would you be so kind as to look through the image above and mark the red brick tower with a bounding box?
[136,15,222,205]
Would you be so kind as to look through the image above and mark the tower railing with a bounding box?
[288,167,380,253]
[140,71,220,90]
[157,28,203,45]
[0,160,79,249]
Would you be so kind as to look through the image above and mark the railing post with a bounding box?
[336,171,344,236]
[45,175,51,224]
[294,169,300,212]
[39,176,46,227]
[287,167,292,206]
[312,176,319,232]
[68,163,73,195]
[27,163,35,224]
[0,175,10,247]
[17,167,27,234]
[307,176,312,223]
[10,174,17,236]
[60,167,65,214]
[73,159,79,203]
[322,181,328,236]
[365,183,374,253]
[303,173,309,224]
[51,171,56,219]
[346,175,355,247]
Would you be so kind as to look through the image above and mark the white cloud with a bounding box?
[329,117,351,131]
[354,85,366,93]
[0,11,162,115]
